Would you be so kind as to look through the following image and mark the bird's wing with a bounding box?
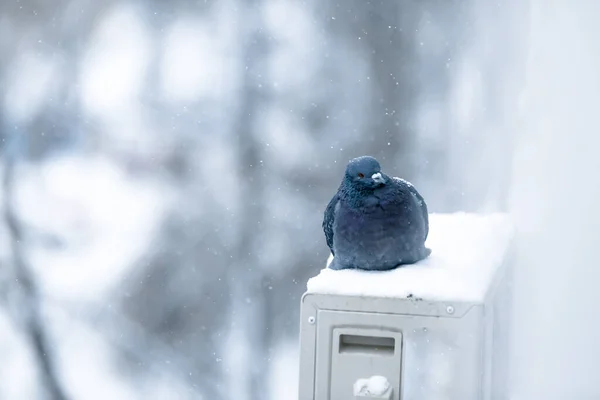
[393,177,429,240]
[323,194,339,255]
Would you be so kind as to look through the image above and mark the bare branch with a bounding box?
[2,149,68,400]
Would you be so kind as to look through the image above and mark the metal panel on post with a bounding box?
[298,213,514,400]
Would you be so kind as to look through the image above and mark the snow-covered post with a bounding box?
[298,213,514,400]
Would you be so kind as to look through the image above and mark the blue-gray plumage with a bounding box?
[323,156,431,271]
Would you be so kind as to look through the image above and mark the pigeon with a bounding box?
[323,155,431,271]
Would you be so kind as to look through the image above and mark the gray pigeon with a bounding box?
[323,156,431,271]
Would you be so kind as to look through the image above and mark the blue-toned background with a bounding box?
[3,1,600,399]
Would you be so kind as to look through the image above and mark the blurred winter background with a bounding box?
[2,0,599,399]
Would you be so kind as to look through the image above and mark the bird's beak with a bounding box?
[371,172,385,184]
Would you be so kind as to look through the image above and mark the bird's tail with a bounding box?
[422,247,432,258]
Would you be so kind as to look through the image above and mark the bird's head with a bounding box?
[344,156,387,190]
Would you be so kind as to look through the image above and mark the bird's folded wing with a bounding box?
[322,195,339,255]
[393,177,429,239]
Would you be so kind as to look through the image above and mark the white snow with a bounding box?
[353,375,391,397]
[392,176,413,188]
[307,212,513,302]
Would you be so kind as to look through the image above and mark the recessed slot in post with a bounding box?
[338,334,395,356]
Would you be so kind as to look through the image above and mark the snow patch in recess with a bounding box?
[354,375,391,397]
[308,213,513,302]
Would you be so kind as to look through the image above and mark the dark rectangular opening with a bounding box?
[338,334,395,355]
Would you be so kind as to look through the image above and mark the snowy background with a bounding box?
[2,0,599,399]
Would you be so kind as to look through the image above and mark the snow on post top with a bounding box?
[307,213,513,303]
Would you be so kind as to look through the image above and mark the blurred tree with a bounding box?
[230,0,274,398]
[1,135,67,400]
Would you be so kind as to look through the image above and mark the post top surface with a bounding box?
[306,212,513,303]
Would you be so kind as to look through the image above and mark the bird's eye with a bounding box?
[357,173,364,178]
